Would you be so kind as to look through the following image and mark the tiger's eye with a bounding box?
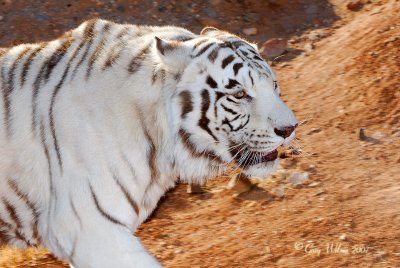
[233,91,246,99]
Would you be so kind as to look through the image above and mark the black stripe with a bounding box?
[221,103,238,115]
[253,55,263,61]
[2,198,22,229]
[44,38,73,82]
[207,47,219,63]
[221,55,235,68]
[215,91,225,102]
[178,128,223,163]
[145,127,158,183]
[233,62,243,75]
[0,215,11,244]
[112,173,140,215]
[226,97,239,104]
[248,70,254,86]
[136,109,159,210]
[198,89,218,142]
[225,79,240,89]
[47,31,93,171]
[192,43,214,58]
[151,67,166,85]
[7,178,40,243]
[1,66,11,136]
[232,115,250,132]
[39,121,53,194]
[70,19,97,80]
[32,38,73,134]
[40,121,56,241]
[206,75,218,89]
[7,48,31,106]
[179,90,193,119]
[89,184,126,227]
[103,27,130,70]
[179,128,203,158]
[128,43,151,74]
[87,22,111,79]
[230,114,241,122]
[70,198,83,229]
[48,63,71,173]
[20,43,47,87]
[192,39,208,49]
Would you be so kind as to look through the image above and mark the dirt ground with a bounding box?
[0,0,399,267]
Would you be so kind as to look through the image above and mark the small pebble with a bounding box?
[271,185,285,198]
[339,234,347,241]
[358,128,367,141]
[289,172,309,187]
[242,27,258,36]
[347,1,363,11]
[260,38,288,60]
[309,181,321,187]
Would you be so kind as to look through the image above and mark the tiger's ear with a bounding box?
[200,26,220,36]
[155,37,190,70]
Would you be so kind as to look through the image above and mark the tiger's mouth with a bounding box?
[231,148,279,167]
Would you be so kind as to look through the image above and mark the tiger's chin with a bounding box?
[241,158,280,178]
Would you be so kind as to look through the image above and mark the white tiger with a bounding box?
[0,19,297,267]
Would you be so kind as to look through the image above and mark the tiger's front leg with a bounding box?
[69,230,161,268]
[55,219,161,268]
[45,190,162,268]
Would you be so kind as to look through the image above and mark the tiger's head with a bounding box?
[157,27,297,178]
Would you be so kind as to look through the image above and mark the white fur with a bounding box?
[0,19,297,267]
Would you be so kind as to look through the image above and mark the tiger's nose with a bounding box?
[274,124,298,139]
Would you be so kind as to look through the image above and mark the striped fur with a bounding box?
[0,19,297,267]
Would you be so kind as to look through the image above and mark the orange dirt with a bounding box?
[0,0,399,267]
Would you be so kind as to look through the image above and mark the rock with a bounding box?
[158,5,167,12]
[315,189,326,196]
[286,147,303,156]
[260,39,287,60]
[187,184,205,194]
[358,128,367,141]
[346,1,363,11]
[271,185,285,198]
[227,173,253,194]
[197,17,220,28]
[174,249,183,254]
[307,127,321,135]
[289,172,309,187]
[242,27,258,36]
[304,43,314,52]
[339,234,347,241]
[0,16,3,21]
[309,181,321,187]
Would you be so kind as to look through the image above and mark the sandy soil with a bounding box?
[0,0,399,267]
